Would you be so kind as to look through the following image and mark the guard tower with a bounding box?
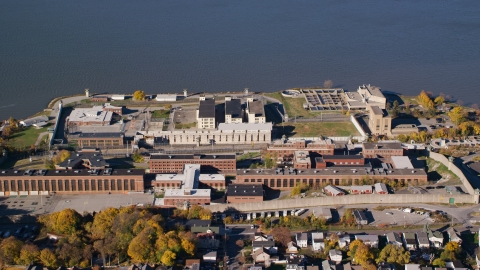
[183,88,188,97]
[85,88,90,97]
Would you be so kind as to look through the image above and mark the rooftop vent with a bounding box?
[169,155,172,159]
[1,171,5,174]
[213,155,217,159]
[55,170,60,173]
[76,153,80,156]
[14,170,18,173]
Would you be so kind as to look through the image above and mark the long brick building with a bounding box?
[149,154,236,174]
[267,139,335,162]
[235,167,427,190]
[0,168,144,196]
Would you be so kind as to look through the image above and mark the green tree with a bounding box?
[91,207,120,239]
[132,151,145,163]
[181,238,196,256]
[16,244,40,265]
[133,90,146,101]
[434,95,445,105]
[376,244,410,265]
[264,152,274,168]
[432,258,446,267]
[40,249,58,269]
[161,250,176,266]
[448,107,466,125]
[0,237,23,265]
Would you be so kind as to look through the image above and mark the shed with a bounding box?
[111,95,125,100]
[374,183,388,194]
[353,210,368,225]
[324,185,345,196]
[203,251,217,263]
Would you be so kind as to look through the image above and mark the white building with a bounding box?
[329,249,342,263]
[111,94,125,100]
[225,97,243,124]
[296,233,308,248]
[246,98,266,123]
[311,232,325,251]
[355,235,379,248]
[196,97,216,129]
[155,94,177,102]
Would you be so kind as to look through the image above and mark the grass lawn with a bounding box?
[0,158,47,170]
[152,109,170,119]
[400,95,419,105]
[174,122,196,129]
[236,152,260,161]
[277,122,360,138]
[5,125,51,150]
[264,92,343,118]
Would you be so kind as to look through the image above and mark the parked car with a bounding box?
[386,212,393,215]
[3,231,11,238]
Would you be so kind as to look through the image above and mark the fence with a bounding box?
[205,193,476,213]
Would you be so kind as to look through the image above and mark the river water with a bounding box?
[1,0,480,119]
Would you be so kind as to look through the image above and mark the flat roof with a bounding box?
[353,210,368,221]
[150,154,235,160]
[391,156,414,169]
[156,94,177,100]
[218,122,272,131]
[237,167,426,177]
[0,168,144,177]
[370,106,384,115]
[198,99,216,118]
[322,154,364,160]
[225,99,242,118]
[248,100,264,116]
[78,132,123,138]
[226,184,263,197]
[164,189,211,198]
[69,107,113,123]
[363,142,403,150]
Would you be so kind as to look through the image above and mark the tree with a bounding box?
[434,95,445,105]
[353,242,374,267]
[264,152,274,169]
[236,239,245,248]
[271,227,292,247]
[40,249,58,269]
[44,158,55,169]
[55,208,82,235]
[324,80,333,88]
[376,244,410,265]
[223,216,234,224]
[128,228,156,263]
[448,107,466,125]
[291,183,308,197]
[161,250,176,266]
[396,134,409,143]
[133,90,146,101]
[181,238,196,256]
[199,208,212,220]
[432,258,446,267]
[0,236,23,265]
[132,151,145,163]
[91,207,120,239]
[418,90,435,109]
[16,244,40,265]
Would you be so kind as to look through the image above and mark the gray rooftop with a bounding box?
[227,184,263,197]
[371,106,384,115]
[362,142,403,150]
[225,99,242,118]
[198,99,216,118]
[248,100,265,116]
[78,132,123,138]
[150,154,235,160]
[56,150,107,169]
[237,166,426,177]
[0,168,144,177]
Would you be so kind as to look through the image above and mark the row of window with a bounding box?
[241,178,422,187]
[0,179,137,192]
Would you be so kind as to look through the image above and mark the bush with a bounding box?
[132,152,144,163]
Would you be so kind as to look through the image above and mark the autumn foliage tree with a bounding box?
[271,227,292,247]
[376,244,410,265]
[417,90,435,110]
[348,240,374,267]
[448,107,466,125]
[133,90,146,101]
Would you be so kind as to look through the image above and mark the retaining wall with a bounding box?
[50,101,63,146]
[205,194,475,212]
[350,115,367,138]
[428,150,476,196]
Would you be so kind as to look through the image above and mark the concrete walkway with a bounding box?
[34,131,50,147]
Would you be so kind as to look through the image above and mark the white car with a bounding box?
[386,212,393,215]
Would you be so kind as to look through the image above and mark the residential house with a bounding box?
[185,219,211,228]
[324,185,345,196]
[322,260,334,270]
[296,232,308,248]
[311,232,325,251]
[287,241,298,253]
[254,232,274,242]
[447,228,462,244]
[191,226,220,234]
[328,249,342,263]
[428,231,444,248]
[416,232,430,249]
[287,256,304,270]
[253,240,277,254]
[350,185,372,194]
[196,233,219,250]
[355,235,378,248]
[185,259,201,270]
[403,233,418,250]
[203,251,217,263]
[377,262,394,270]
[307,266,319,270]
[446,260,468,270]
[249,267,263,270]
[140,264,153,270]
[386,232,402,247]
[252,248,270,264]
[421,267,433,270]
[404,265,421,270]
[374,183,388,194]
[338,234,352,248]
[344,263,363,270]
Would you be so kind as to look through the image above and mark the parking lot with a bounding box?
[0,194,154,216]
[368,209,431,226]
